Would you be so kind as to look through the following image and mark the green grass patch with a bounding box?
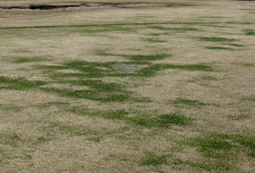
[188,132,255,159]
[149,26,200,32]
[41,83,133,103]
[141,151,168,166]
[234,63,254,67]
[80,3,88,6]
[169,98,208,106]
[198,37,237,42]
[66,107,192,128]
[40,60,212,79]
[0,104,24,112]
[227,114,250,121]
[175,158,235,171]
[206,46,234,50]
[240,96,255,102]
[224,43,245,47]
[145,33,163,36]
[128,54,170,62]
[198,76,219,81]
[1,57,213,103]
[0,76,46,90]
[244,29,255,35]
[138,64,213,77]
[0,133,21,147]
[11,57,48,63]
[143,38,167,43]
[65,107,129,121]
[78,26,135,35]
[181,132,255,171]
[95,50,171,62]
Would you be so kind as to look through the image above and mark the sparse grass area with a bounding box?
[11,57,48,63]
[0,0,254,172]
[130,113,193,128]
[189,75,219,86]
[227,114,250,121]
[0,103,24,112]
[0,133,21,147]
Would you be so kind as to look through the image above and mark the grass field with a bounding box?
[0,0,255,172]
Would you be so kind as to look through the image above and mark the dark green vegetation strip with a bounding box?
[224,43,245,47]
[198,37,238,42]
[206,46,234,50]
[197,36,245,50]
[148,26,201,32]
[0,76,46,90]
[143,38,167,43]
[244,29,255,35]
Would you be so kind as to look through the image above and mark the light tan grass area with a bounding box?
[0,0,255,172]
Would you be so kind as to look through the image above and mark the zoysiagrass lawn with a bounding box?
[0,0,255,172]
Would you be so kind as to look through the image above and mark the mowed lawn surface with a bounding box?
[0,0,255,172]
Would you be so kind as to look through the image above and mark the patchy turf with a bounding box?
[0,0,255,172]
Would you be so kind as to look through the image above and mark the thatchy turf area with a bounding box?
[0,0,255,172]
